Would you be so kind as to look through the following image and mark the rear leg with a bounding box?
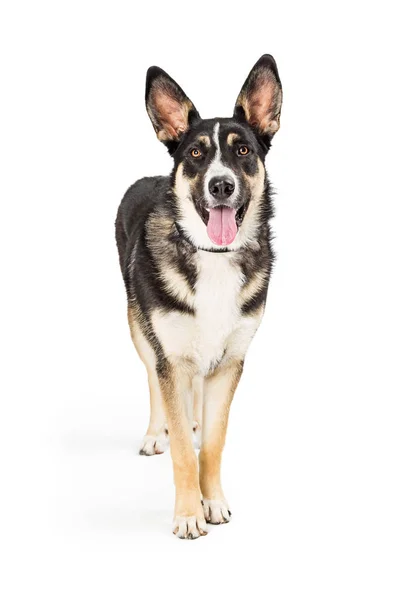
[192,375,203,449]
[140,367,169,455]
[128,307,169,456]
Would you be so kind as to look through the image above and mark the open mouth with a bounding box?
[196,202,249,246]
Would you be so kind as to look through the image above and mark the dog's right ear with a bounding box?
[145,67,200,151]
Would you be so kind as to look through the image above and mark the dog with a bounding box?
[115,55,282,539]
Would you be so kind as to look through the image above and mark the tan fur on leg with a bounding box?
[159,362,208,538]
[192,375,203,448]
[199,360,243,524]
[128,306,168,455]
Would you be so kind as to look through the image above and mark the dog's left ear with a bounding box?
[234,54,282,139]
[146,66,200,148]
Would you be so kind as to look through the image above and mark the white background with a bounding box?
[1,1,400,598]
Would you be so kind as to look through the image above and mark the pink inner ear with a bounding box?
[153,92,188,140]
[247,73,279,133]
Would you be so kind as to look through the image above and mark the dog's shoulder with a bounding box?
[117,176,170,234]
[115,175,171,271]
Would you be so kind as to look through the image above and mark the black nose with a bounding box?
[208,177,235,201]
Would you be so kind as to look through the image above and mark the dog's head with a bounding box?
[145,55,282,249]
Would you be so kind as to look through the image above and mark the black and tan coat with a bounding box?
[115,55,282,538]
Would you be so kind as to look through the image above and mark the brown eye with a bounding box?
[191,148,202,158]
[238,145,249,156]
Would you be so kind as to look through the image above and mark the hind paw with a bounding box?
[139,429,169,456]
[202,498,232,524]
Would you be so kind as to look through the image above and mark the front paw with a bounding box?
[173,515,208,539]
[202,498,232,524]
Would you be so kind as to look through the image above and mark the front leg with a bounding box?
[199,359,243,524]
[158,360,208,539]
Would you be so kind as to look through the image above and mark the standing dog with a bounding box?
[115,55,282,538]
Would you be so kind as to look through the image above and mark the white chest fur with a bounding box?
[192,252,244,371]
[152,252,254,374]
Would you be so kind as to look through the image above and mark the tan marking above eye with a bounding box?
[191,148,202,158]
[227,133,239,146]
[197,135,211,147]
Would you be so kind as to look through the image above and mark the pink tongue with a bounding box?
[207,207,238,246]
